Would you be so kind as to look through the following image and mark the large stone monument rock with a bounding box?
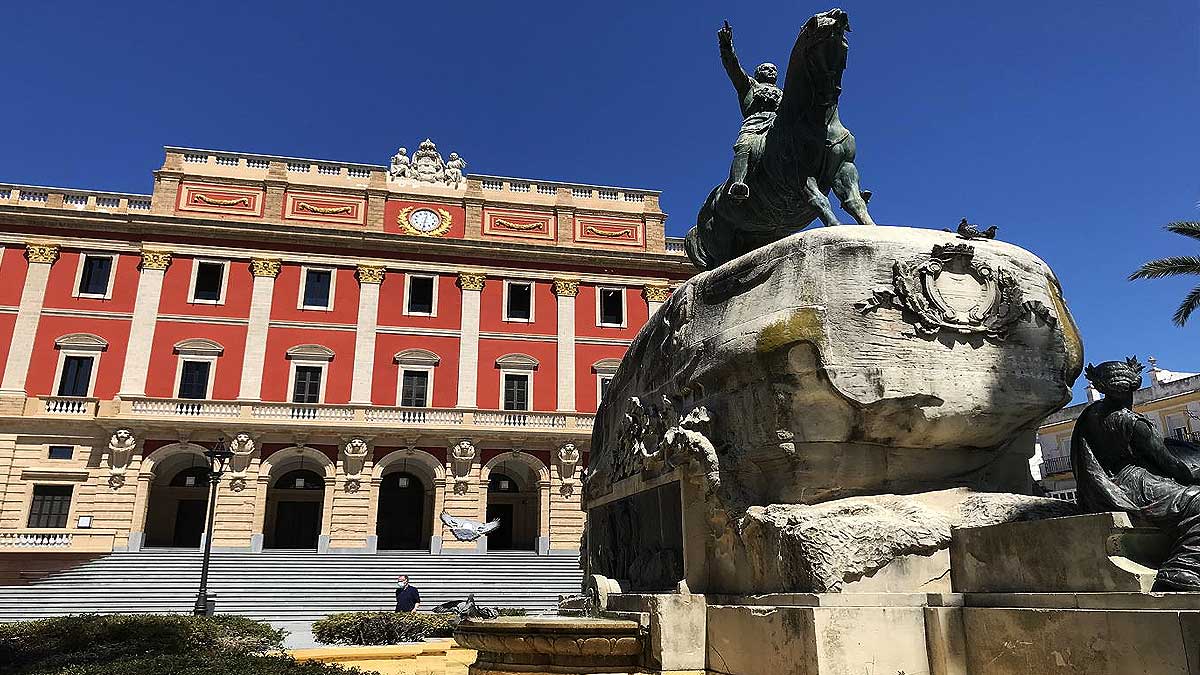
[585,224,1083,594]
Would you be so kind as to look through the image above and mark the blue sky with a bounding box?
[2,1,1197,401]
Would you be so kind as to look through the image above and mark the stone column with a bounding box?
[237,259,281,401]
[456,272,485,409]
[553,279,580,412]
[350,265,384,404]
[118,251,172,398]
[0,244,58,396]
[643,284,671,317]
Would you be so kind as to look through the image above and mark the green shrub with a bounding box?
[0,614,287,674]
[50,652,363,675]
[496,608,527,616]
[311,612,454,645]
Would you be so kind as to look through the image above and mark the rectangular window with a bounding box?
[27,485,72,528]
[400,370,430,407]
[57,356,94,397]
[506,282,533,321]
[301,269,333,309]
[77,255,113,297]
[48,446,74,460]
[599,288,625,326]
[599,376,613,401]
[292,365,323,404]
[407,275,435,315]
[503,373,530,411]
[192,261,225,302]
[177,361,211,399]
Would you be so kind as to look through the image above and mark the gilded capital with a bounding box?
[357,264,385,284]
[139,250,172,271]
[457,271,486,291]
[250,258,282,278]
[24,243,59,265]
[643,284,671,303]
[553,278,581,297]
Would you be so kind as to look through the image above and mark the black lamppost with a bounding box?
[193,437,233,616]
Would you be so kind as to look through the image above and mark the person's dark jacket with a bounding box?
[395,584,421,612]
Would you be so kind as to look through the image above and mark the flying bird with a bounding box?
[945,218,998,241]
[440,511,501,541]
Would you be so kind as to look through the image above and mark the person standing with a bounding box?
[394,575,421,612]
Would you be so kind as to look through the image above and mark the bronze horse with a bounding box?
[685,9,876,271]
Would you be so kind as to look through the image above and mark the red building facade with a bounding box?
[0,142,690,556]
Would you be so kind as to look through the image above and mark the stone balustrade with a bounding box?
[11,396,596,435]
[0,529,116,553]
[0,183,152,213]
[32,396,99,417]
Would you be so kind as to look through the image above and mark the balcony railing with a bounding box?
[1039,455,1073,477]
[99,397,596,433]
[475,411,568,428]
[35,396,98,416]
[0,529,115,552]
[130,398,240,418]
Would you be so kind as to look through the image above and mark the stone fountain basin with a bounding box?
[455,616,642,673]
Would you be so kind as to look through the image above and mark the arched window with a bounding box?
[273,469,325,490]
[173,339,224,400]
[496,354,538,412]
[394,349,440,408]
[286,345,334,404]
[169,466,211,488]
[52,334,108,398]
[489,472,521,493]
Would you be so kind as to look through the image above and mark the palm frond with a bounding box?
[1173,284,1200,326]
[1165,221,1200,241]
[1129,256,1200,281]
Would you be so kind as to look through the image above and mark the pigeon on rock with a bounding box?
[440,511,501,541]
[945,218,998,241]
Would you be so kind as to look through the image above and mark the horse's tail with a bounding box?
[685,185,724,271]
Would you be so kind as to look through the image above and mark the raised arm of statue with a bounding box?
[1131,417,1197,484]
[718,21,752,104]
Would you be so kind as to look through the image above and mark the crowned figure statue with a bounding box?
[1072,357,1200,591]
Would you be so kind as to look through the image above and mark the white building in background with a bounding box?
[1036,357,1200,502]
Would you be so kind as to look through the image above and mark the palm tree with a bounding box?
[1130,221,1200,326]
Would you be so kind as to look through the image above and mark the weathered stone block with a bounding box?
[586,226,1083,593]
[951,511,1167,593]
[962,607,1197,674]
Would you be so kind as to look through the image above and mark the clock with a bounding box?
[397,206,452,237]
[410,208,441,232]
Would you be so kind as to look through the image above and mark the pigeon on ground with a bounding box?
[440,511,501,541]
[432,594,500,622]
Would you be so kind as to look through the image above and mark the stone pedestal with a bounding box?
[585,225,1084,595]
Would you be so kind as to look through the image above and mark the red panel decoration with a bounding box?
[482,209,556,242]
[573,216,645,248]
[384,200,465,239]
[283,191,366,226]
[177,182,264,217]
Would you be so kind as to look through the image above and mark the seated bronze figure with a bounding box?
[1072,357,1200,591]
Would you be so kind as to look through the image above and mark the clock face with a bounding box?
[410,208,442,232]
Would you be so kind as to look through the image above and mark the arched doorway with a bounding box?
[485,463,540,551]
[145,463,210,548]
[264,469,325,549]
[376,472,429,550]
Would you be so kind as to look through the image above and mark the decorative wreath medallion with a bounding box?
[397,206,452,237]
[856,243,1056,339]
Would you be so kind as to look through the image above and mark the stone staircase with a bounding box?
[0,550,583,622]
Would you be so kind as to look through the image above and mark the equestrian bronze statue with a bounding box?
[686,8,876,271]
